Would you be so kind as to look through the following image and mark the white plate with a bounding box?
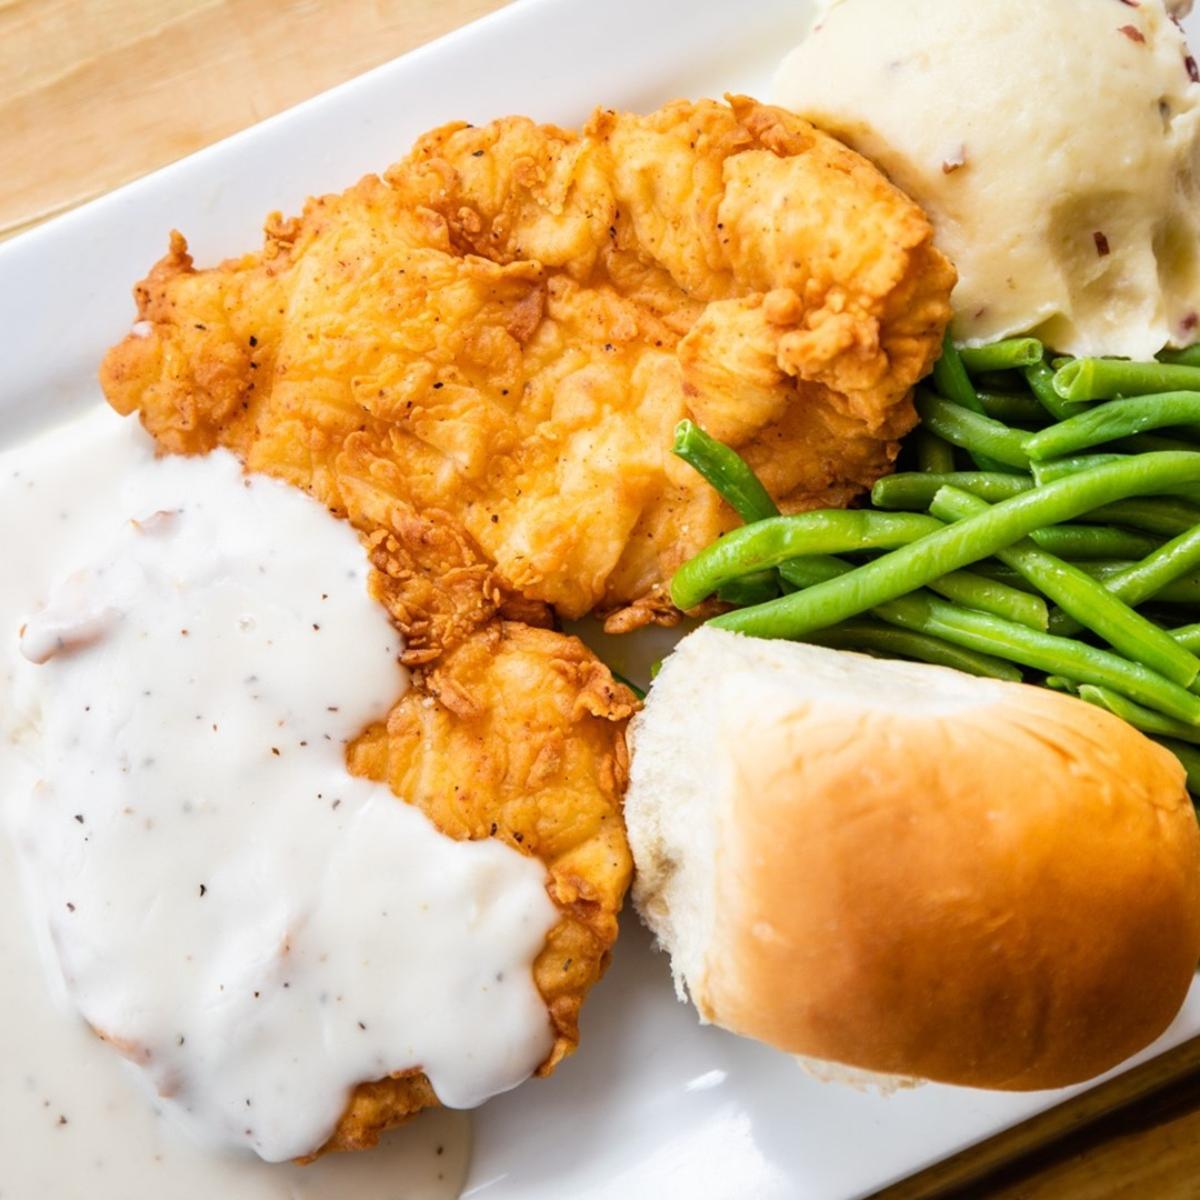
[3,1,1200,1197]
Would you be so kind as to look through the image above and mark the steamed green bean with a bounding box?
[1043,675,1077,694]
[1079,526,1200,608]
[1024,361,1088,422]
[1112,433,1200,455]
[924,571,1048,628]
[1054,359,1200,402]
[930,487,1199,686]
[717,573,780,606]
[672,419,778,523]
[1032,453,1200,505]
[704,453,1200,640]
[671,511,942,609]
[916,428,957,473]
[1049,525,1200,637]
[1025,393,1200,462]
[1170,624,1200,651]
[1029,525,1160,561]
[1076,684,1200,745]
[976,390,1049,424]
[870,592,1200,724]
[1031,454,1125,485]
[777,556,849,589]
[916,389,1031,469]
[871,472,1034,510]
[1158,345,1200,368]
[958,339,1044,374]
[930,332,1007,471]
[1070,563,1200,607]
[1083,498,1200,537]
[776,552,1046,628]
[931,332,986,415]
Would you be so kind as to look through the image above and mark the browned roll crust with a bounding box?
[628,629,1200,1091]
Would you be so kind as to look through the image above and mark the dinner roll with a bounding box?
[626,627,1200,1090]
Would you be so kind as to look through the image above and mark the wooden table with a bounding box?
[6,1,1200,1195]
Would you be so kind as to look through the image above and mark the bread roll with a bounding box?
[626,627,1200,1090]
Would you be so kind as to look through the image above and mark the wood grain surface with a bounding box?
[0,0,510,238]
[6,1,1200,1196]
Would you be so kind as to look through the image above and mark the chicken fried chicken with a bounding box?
[102,95,954,635]
[327,619,635,1155]
[97,94,954,1157]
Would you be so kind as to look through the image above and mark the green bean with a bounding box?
[1031,454,1124,485]
[968,563,1042,593]
[1054,359,1200,402]
[1151,579,1200,604]
[1024,361,1088,421]
[716,573,780,606]
[959,338,1044,374]
[1070,562,1200,606]
[1029,525,1161,560]
[1169,624,1200,651]
[925,571,1048,628]
[777,556,849,589]
[805,619,1023,681]
[671,511,942,609]
[930,487,1199,686]
[1083,498,1200,537]
[940,525,1158,563]
[670,421,784,602]
[774,516,1154,569]
[870,592,1200,723]
[1081,526,1200,607]
[705,452,1200,641]
[1043,675,1077,694]
[931,332,986,415]
[930,332,1008,471]
[671,419,778,523]
[1158,345,1200,368]
[871,472,1034,511]
[916,428,957,473]
[1049,525,1200,638]
[916,389,1031,470]
[781,553,1047,629]
[1154,738,1200,792]
[1025,393,1200,462]
[1032,453,1200,505]
[978,372,1031,395]
[1112,433,1200,455]
[976,390,1049,424]
[1076,684,1200,746]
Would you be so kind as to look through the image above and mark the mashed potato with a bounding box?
[776,0,1200,358]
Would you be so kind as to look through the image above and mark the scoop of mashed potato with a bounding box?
[776,0,1200,358]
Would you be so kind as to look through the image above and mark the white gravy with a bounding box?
[0,407,554,1194]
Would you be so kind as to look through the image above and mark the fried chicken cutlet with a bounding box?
[97,95,954,1157]
[327,617,635,1155]
[102,95,954,636]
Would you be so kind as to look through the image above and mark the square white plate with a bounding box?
[3,1,1200,1197]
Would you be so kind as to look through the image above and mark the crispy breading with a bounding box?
[102,95,954,631]
[97,95,954,1157]
[326,621,634,1156]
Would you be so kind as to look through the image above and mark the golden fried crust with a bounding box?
[97,96,953,1156]
[101,96,955,629]
[333,622,634,1156]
